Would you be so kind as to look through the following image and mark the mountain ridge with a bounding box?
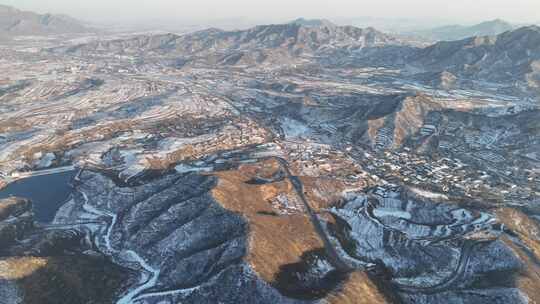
[54,21,406,66]
[409,25,540,87]
[0,4,92,37]
[410,19,516,41]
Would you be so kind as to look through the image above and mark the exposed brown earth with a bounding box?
[210,159,389,303]
[0,256,132,304]
[0,197,31,221]
[497,208,540,303]
[211,161,322,284]
[368,94,441,149]
[299,176,347,211]
[325,272,390,304]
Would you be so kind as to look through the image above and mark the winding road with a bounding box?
[274,157,355,272]
[394,239,491,294]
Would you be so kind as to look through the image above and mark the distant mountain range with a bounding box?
[55,20,406,66]
[408,19,516,41]
[0,4,91,37]
[409,25,540,87]
[50,19,540,93]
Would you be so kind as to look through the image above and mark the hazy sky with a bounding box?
[2,0,540,25]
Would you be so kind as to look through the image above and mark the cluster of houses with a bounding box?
[285,140,372,188]
[356,145,539,206]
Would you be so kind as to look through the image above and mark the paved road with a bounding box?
[274,157,355,272]
[11,165,75,179]
[394,239,491,294]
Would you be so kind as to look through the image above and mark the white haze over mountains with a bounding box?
[2,0,539,31]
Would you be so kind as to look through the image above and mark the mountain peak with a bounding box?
[471,19,514,33]
[289,18,336,28]
[480,18,511,25]
[0,4,92,37]
[412,19,515,41]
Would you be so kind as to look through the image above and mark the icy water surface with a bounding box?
[0,170,76,222]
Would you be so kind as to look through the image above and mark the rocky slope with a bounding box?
[366,94,442,150]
